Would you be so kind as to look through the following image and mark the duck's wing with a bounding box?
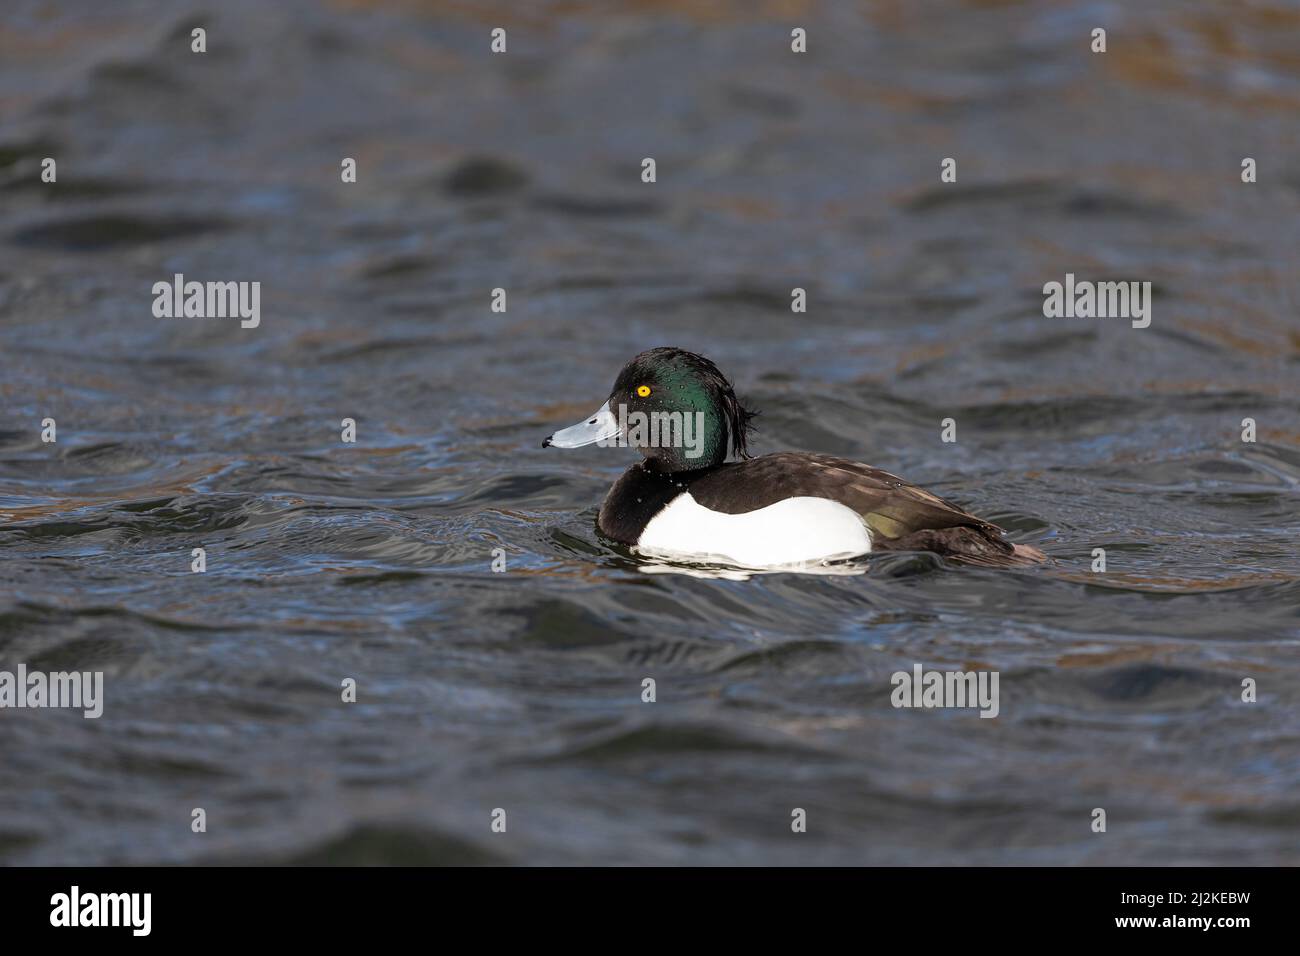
[684,453,994,536]
[685,453,1045,566]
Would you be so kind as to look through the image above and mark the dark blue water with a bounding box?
[1,0,1298,865]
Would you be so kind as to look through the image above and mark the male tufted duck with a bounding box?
[543,348,1047,569]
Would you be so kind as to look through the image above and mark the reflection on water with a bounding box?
[0,0,1298,865]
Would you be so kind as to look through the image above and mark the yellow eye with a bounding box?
[636,385,651,398]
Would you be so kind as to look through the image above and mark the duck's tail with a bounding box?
[877,526,1049,568]
[1007,542,1049,565]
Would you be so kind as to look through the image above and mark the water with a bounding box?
[1,0,1298,865]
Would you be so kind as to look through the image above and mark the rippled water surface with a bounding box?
[1,0,1298,865]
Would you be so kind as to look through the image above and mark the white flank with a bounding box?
[635,493,871,568]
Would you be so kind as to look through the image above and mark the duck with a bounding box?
[543,347,1047,569]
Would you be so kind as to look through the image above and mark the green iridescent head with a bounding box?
[543,347,757,472]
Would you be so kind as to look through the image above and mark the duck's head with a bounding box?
[542,347,756,472]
